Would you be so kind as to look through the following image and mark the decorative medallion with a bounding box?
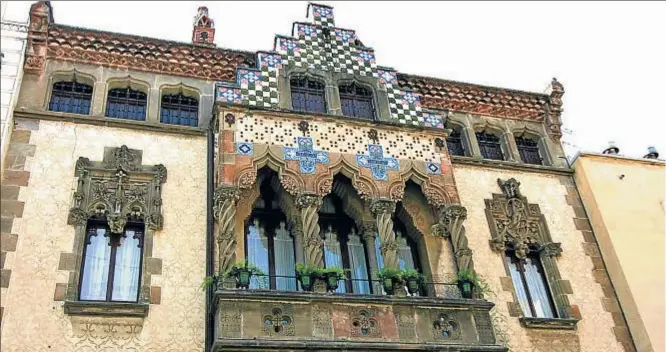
[262,305,295,336]
[425,162,441,175]
[236,142,254,156]
[284,136,329,174]
[356,144,399,181]
[350,308,380,338]
[431,312,461,340]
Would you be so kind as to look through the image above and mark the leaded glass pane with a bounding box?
[290,77,326,113]
[515,136,542,165]
[160,93,199,127]
[476,132,504,160]
[339,83,374,120]
[49,81,93,115]
[447,129,465,156]
[105,87,147,121]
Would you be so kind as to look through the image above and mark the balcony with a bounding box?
[211,275,507,352]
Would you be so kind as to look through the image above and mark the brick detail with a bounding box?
[53,283,67,301]
[0,118,39,327]
[150,286,162,304]
[562,176,636,352]
[145,257,163,275]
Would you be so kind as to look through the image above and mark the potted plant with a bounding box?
[402,269,421,295]
[200,273,220,291]
[321,266,347,292]
[455,269,480,299]
[225,260,264,289]
[377,267,404,295]
[295,263,323,292]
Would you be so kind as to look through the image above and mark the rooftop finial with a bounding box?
[192,6,215,47]
[602,141,620,155]
[644,146,659,160]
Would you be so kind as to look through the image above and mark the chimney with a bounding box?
[192,6,215,47]
[644,146,659,160]
[602,141,620,155]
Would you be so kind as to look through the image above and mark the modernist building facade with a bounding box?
[0,2,637,352]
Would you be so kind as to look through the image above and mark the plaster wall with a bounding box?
[453,164,625,352]
[573,154,665,352]
[0,119,207,351]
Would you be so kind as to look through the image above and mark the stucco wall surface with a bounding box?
[453,164,625,352]
[0,119,207,351]
[574,155,665,352]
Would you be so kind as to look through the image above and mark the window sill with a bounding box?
[519,317,579,330]
[64,300,149,318]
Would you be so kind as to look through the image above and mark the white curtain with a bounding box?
[507,254,533,317]
[396,231,416,270]
[274,221,296,291]
[111,230,142,302]
[323,225,345,293]
[80,227,111,301]
[247,219,270,289]
[524,257,555,318]
[347,229,370,294]
[374,235,384,270]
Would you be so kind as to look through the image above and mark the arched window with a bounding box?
[245,180,296,291]
[374,218,422,294]
[79,220,144,302]
[339,82,375,120]
[515,136,542,165]
[506,251,556,318]
[476,131,504,160]
[105,87,147,121]
[48,81,93,115]
[447,127,465,156]
[319,195,372,294]
[290,76,327,114]
[160,92,199,127]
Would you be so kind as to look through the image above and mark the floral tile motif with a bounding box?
[284,136,329,174]
[356,144,399,181]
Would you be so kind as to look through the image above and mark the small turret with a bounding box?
[192,6,215,47]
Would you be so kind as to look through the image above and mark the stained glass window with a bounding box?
[105,87,147,121]
[290,77,327,114]
[48,81,93,115]
[160,93,199,127]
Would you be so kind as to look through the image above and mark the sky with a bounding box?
[3,1,665,160]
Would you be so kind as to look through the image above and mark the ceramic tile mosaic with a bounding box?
[236,142,254,156]
[356,144,399,181]
[215,3,445,128]
[283,136,329,174]
[236,114,446,163]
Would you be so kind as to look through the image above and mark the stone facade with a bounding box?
[572,153,665,352]
[0,2,639,352]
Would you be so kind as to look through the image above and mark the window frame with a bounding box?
[105,86,148,121]
[505,251,557,318]
[446,127,466,157]
[338,82,376,121]
[160,91,199,127]
[476,131,505,160]
[48,80,94,115]
[515,136,543,165]
[78,220,145,303]
[289,76,328,114]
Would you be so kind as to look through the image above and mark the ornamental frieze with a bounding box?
[67,145,167,234]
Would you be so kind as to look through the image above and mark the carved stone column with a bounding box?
[361,222,382,294]
[295,193,324,267]
[370,199,398,269]
[432,204,474,273]
[288,217,305,265]
[214,185,241,274]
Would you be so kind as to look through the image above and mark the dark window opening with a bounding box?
[290,77,327,114]
[105,87,147,121]
[160,92,199,127]
[447,128,465,156]
[476,131,504,160]
[506,251,556,318]
[515,136,542,165]
[339,82,375,120]
[48,81,93,115]
[79,221,144,303]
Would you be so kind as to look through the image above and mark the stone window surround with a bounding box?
[43,70,203,126]
[59,145,166,318]
[446,113,554,167]
[277,66,391,122]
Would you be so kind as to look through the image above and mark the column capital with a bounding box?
[295,193,322,210]
[369,199,396,218]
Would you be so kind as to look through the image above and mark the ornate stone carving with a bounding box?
[261,304,295,337]
[370,199,398,268]
[67,146,167,234]
[317,178,333,196]
[295,194,323,266]
[423,186,447,208]
[394,307,416,340]
[486,178,562,259]
[432,204,474,272]
[279,173,300,195]
[349,308,380,338]
[431,311,461,340]
[238,170,257,189]
[547,77,564,140]
[389,183,405,201]
[213,185,241,273]
[218,302,242,338]
[312,305,333,338]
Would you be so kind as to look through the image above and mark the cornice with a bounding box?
[451,155,573,176]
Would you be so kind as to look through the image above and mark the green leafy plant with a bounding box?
[200,273,220,291]
[295,263,324,278]
[223,259,264,278]
[377,267,404,281]
[401,268,421,281]
[452,269,491,297]
[321,266,348,280]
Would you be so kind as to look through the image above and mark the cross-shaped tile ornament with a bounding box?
[356,144,399,181]
[284,137,329,174]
